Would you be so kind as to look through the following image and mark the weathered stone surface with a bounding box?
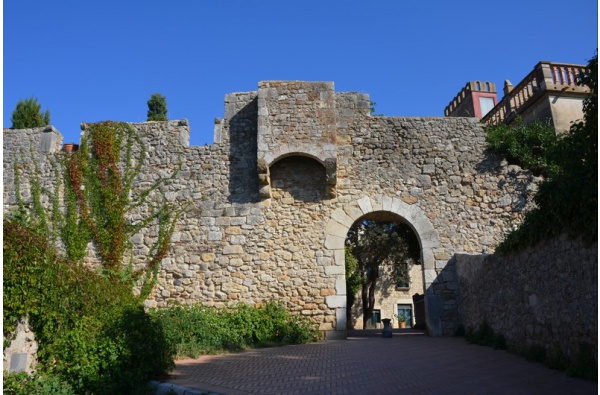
[455,236,597,361]
[3,317,38,375]
[3,81,541,339]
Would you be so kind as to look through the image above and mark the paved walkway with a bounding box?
[154,330,597,395]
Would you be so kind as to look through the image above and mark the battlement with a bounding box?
[4,80,538,339]
[444,81,497,119]
[482,61,589,132]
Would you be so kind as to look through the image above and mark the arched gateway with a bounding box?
[4,81,535,340]
[324,195,442,339]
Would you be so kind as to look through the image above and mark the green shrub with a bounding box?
[3,371,75,395]
[150,302,321,358]
[485,118,560,176]
[464,320,596,381]
[147,93,168,121]
[3,221,175,394]
[465,320,493,346]
[546,349,569,371]
[11,97,51,129]
[524,345,547,363]
[491,53,597,253]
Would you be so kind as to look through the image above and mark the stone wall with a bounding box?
[3,126,63,209]
[455,235,597,361]
[3,81,538,339]
[3,318,38,375]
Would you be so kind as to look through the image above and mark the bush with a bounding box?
[147,93,168,121]
[492,53,597,253]
[3,220,175,394]
[3,371,75,395]
[150,302,321,358]
[485,118,559,176]
[11,97,51,129]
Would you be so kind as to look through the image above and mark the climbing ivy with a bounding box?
[10,121,185,298]
[67,121,184,297]
[5,120,186,392]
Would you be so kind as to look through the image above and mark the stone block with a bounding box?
[370,195,383,211]
[422,164,435,174]
[324,234,345,250]
[336,308,347,330]
[223,245,243,255]
[40,128,58,153]
[357,196,372,214]
[325,295,346,308]
[9,353,28,373]
[324,265,345,275]
[207,231,222,241]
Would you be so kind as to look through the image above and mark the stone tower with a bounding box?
[444,81,498,119]
[256,81,344,200]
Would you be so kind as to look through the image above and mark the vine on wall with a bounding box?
[11,120,186,299]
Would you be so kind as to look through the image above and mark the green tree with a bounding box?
[346,220,420,329]
[345,248,362,325]
[485,118,560,176]
[11,97,51,129]
[147,93,168,121]
[496,52,598,253]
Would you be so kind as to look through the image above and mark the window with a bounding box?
[370,309,381,328]
[397,304,413,328]
[395,264,410,290]
[479,97,495,117]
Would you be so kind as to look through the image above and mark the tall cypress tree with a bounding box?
[11,97,51,128]
[147,93,168,121]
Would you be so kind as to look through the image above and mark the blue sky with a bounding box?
[4,1,598,146]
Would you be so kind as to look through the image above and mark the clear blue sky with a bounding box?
[4,0,598,146]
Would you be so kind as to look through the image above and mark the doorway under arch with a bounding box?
[323,195,443,339]
[345,213,423,331]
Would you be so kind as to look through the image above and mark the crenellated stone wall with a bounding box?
[3,81,539,339]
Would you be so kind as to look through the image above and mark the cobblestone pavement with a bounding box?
[155,330,597,395]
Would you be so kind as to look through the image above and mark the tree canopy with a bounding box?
[11,97,51,129]
[147,93,168,121]
[494,51,598,253]
[345,220,420,328]
[485,118,559,176]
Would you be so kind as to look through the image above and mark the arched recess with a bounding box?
[323,195,443,339]
[258,151,337,200]
[269,155,327,202]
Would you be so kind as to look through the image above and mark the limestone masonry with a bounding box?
[455,235,597,362]
[3,81,539,339]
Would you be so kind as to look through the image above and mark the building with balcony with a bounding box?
[446,61,590,133]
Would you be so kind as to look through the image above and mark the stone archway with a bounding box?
[323,195,442,339]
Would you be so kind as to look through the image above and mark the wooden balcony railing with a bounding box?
[482,62,589,126]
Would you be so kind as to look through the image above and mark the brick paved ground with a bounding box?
[155,330,597,395]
